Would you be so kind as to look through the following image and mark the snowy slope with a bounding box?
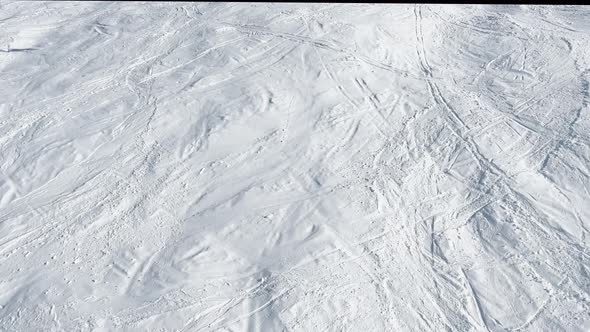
[1,2,590,331]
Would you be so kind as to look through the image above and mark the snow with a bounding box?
[1,2,590,331]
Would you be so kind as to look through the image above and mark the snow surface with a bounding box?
[1,2,590,331]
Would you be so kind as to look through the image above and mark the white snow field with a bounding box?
[1,2,590,331]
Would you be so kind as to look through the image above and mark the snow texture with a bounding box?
[1,2,590,331]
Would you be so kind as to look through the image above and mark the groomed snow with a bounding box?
[1,2,590,331]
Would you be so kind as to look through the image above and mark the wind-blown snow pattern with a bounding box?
[1,2,590,331]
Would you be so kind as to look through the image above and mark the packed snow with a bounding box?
[1,2,590,331]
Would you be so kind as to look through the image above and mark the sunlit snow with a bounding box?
[1,3,590,331]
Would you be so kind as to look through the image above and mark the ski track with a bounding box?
[1,2,590,331]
